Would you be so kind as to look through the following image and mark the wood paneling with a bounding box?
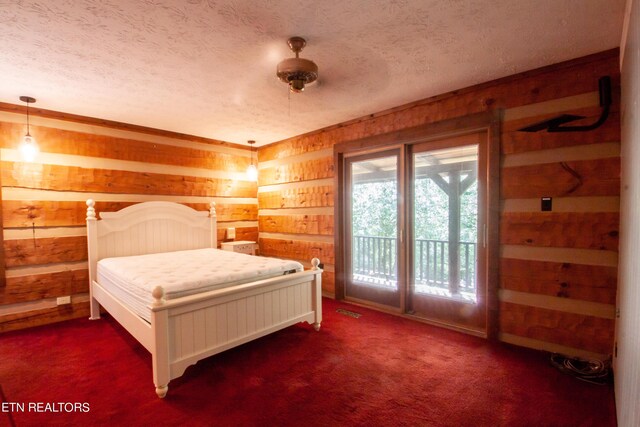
[1,269,88,304]
[0,301,89,333]
[3,201,134,227]
[258,186,333,209]
[218,227,258,247]
[259,135,334,163]
[259,157,334,186]
[0,122,251,171]
[500,212,619,251]
[258,215,333,236]
[500,258,617,304]
[1,162,256,198]
[2,200,256,228]
[322,270,335,295]
[4,236,88,267]
[0,102,243,149]
[499,302,615,354]
[502,109,621,155]
[1,110,256,332]
[501,158,620,199]
[259,238,335,265]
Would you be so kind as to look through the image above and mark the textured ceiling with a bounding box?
[0,0,626,146]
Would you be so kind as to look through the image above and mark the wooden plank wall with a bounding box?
[257,50,620,359]
[0,113,256,332]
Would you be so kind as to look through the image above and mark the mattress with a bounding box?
[97,248,303,322]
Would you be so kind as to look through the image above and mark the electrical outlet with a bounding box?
[227,227,236,240]
[56,296,71,305]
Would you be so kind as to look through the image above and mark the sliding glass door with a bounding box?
[408,135,487,332]
[339,131,490,335]
[344,149,402,308]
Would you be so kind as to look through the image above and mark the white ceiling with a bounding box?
[0,0,626,147]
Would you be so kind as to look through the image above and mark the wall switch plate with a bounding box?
[56,296,71,305]
[541,197,552,211]
[227,227,236,239]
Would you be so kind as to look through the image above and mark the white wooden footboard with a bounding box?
[151,262,322,398]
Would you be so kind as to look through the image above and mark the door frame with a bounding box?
[334,111,501,339]
[343,147,405,309]
[407,132,487,334]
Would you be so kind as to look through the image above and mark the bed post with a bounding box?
[210,201,217,248]
[151,286,170,398]
[86,199,100,320]
[311,258,323,331]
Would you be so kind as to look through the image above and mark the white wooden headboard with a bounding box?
[86,200,217,285]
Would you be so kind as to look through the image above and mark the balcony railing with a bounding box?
[352,235,476,293]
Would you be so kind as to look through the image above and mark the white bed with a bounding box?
[86,200,322,398]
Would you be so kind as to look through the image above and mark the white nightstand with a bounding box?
[220,240,257,255]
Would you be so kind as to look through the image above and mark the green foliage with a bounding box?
[351,180,397,237]
[353,173,477,243]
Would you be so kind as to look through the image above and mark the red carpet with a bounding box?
[0,298,616,426]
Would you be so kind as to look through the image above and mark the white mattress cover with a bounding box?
[97,248,303,322]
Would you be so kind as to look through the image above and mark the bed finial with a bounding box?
[311,258,321,270]
[209,201,217,217]
[86,199,96,220]
[152,286,166,307]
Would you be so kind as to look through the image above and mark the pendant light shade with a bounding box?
[246,140,257,181]
[19,96,39,162]
[20,134,39,163]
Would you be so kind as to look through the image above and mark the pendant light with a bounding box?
[246,140,257,181]
[19,96,39,162]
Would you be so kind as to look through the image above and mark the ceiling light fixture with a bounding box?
[19,96,39,162]
[246,140,257,181]
[276,37,318,93]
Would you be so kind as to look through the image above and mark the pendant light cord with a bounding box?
[26,99,31,136]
